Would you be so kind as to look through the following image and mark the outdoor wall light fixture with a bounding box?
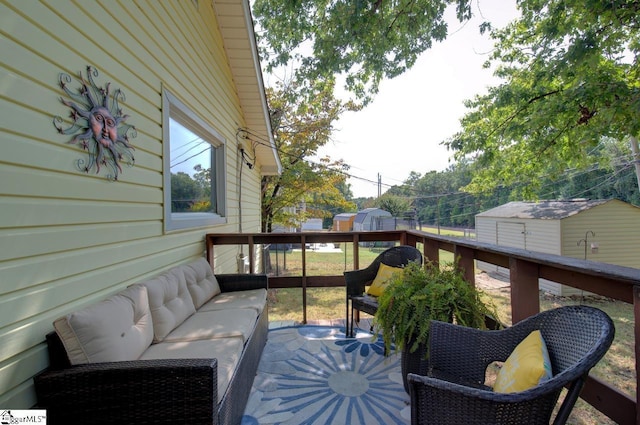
[53,66,136,181]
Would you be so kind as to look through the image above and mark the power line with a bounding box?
[237,127,637,208]
[170,146,211,170]
[238,127,391,190]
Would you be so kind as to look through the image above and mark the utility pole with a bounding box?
[377,173,382,198]
[436,195,441,235]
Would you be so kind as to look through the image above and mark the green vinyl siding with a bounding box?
[560,200,640,268]
[1,0,264,407]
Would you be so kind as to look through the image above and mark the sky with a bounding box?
[317,1,520,198]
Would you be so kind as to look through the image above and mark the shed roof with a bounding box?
[476,199,612,220]
[354,208,391,222]
[334,213,357,220]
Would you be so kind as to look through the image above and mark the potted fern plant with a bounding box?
[373,260,498,392]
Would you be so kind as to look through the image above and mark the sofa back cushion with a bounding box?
[142,266,196,342]
[53,284,153,365]
[183,258,221,309]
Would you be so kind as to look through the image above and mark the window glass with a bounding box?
[169,118,214,213]
[163,89,226,231]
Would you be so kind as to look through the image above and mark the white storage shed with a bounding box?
[352,208,392,231]
[476,199,640,295]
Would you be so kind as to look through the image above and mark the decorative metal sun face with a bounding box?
[54,66,136,180]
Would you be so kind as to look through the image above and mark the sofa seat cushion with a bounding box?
[162,308,258,343]
[142,267,196,342]
[53,285,153,365]
[184,258,221,309]
[198,289,267,314]
[140,337,244,403]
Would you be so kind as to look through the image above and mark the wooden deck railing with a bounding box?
[205,230,640,425]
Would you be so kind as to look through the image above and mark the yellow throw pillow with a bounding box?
[493,330,553,393]
[366,263,402,297]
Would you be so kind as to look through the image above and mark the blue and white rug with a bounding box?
[242,326,410,425]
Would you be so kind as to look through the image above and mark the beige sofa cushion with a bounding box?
[163,309,258,343]
[53,285,153,365]
[140,337,244,403]
[198,289,267,314]
[142,267,196,342]
[183,258,221,309]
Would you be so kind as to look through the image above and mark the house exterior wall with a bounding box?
[560,200,640,268]
[333,218,354,231]
[353,209,392,231]
[476,216,569,294]
[332,213,355,231]
[477,218,561,269]
[475,216,499,273]
[477,217,562,254]
[1,0,265,408]
[476,200,640,295]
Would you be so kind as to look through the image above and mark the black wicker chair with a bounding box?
[344,245,422,337]
[408,305,615,425]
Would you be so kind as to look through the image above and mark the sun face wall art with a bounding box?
[54,66,136,181]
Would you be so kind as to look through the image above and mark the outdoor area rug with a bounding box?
[241,325,410,425]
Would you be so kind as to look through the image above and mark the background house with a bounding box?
[352,208,393,247]
[476,199,640,295]
[1,0,279,408]
[301,218,323,231]
[352,208,392,231]
[332,212,357,231]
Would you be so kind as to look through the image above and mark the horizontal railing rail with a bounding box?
[205,230,640,425]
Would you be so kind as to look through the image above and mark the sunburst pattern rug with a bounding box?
[241,325,411,425]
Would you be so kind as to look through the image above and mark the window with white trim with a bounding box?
[163,89,226,231]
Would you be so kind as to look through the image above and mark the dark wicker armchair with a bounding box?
[344,245,422,337]
[408,305,615,425]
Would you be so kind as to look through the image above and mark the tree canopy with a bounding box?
[254,0,639,198]
[385,137,639,229]
[375,193,412,217]
[260,79,358,232]
[446,0,639,195]
[253,0,473,103]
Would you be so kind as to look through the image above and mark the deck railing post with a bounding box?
[206,236,214,269]
[248,236,255,272]
[635,285,640,424]
[352,234,360,270]
[454,245,475,286]
[510,258,540,323]
[301,234,307,324]
[424,238,440,265]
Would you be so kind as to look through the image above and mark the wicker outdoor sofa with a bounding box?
[34,258,268,425]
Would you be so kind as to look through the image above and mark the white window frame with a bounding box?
[162,89,226,232]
